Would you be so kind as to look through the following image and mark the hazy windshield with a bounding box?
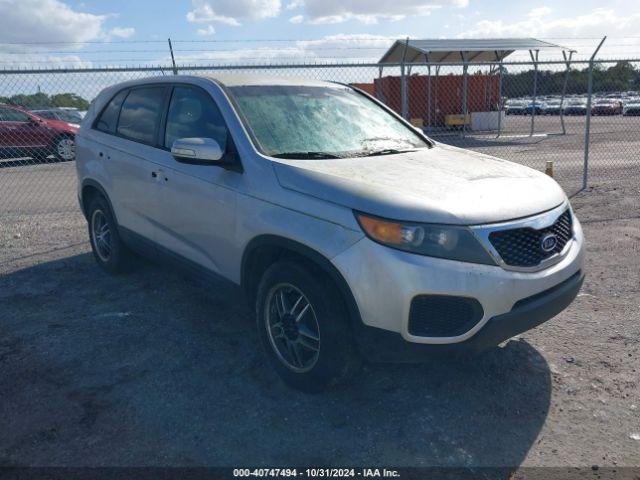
[228,85,429,158]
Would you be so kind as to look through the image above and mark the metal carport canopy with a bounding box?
[378,38,571,64]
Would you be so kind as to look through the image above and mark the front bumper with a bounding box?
[332,212,585,355]
[352,271,583,362]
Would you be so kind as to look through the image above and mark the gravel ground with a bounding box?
[0,180,639,470]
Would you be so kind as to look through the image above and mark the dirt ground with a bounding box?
[1,179,639,470]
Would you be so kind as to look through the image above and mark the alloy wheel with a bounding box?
[91,209,111,262]
[56,137,75,161]
[265,283,321,373]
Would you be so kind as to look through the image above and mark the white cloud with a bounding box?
[167,33,398,65]
[289,15,304,23]
[108,27,135,38]
[466,7,636,39]
[0,0,107,45]
[463,7,640,59]
[186,0,280,26]
[298,0,464,24]
[285,0,304,10]
[197,25,216,36]
[458,4,640,60]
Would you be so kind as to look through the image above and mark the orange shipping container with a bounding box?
[373,74,500,127]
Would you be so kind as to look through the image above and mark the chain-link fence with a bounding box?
[1,58,639,259]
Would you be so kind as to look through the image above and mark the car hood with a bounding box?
[272,143,566,225]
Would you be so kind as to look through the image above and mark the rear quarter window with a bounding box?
[95,90,128,134]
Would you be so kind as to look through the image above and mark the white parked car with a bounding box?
[75,75,585,391]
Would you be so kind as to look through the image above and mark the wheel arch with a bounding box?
[80,179,116,222]
[241,235,363,329]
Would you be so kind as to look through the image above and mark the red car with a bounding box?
[0,104,78,162]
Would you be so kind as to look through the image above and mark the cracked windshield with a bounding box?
[228,85,430,158]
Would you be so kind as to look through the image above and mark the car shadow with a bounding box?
[0,252,551,472]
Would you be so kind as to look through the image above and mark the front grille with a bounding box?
[489,209,573,268]
[408,295,483,337]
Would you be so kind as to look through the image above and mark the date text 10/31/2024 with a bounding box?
[233,469,401,478]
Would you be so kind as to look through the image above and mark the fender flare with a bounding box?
[241,235,363,329]
[80,179,116,222]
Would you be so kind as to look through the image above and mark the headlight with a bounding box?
[355,212,496,265]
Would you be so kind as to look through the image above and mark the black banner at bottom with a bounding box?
[0,467,639,480]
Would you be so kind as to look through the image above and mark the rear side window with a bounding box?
[117,87,166,145]
[95,90,127,133]
[164,86,227,150]
[0,108,30,122]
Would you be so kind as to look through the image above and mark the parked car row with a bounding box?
[31,107,84,127]
[0,104,81,162]
[506,93,640,116]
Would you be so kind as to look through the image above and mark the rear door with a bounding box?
[92,85,169,244]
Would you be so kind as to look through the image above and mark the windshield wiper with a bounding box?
[360,148,417,157]
[271,151,344,159]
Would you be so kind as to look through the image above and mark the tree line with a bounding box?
[498,61,640,97]
[0,92,90,110]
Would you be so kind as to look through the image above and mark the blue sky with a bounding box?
[0,0,638,66]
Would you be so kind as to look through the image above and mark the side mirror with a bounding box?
[171,137,224,164]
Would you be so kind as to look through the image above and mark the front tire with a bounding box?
[256,261,360,392]
[87,196,132,274]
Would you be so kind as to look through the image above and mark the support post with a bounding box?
[400,37,410,119]
[376,65,384,101]
[485,65,493,111]
[583,36,606,189]
[560,50,574,135]
[435,66,440,129]
[461,52,468,137]
[168,38,178,75]
[529,49,539,136]
[426,53,432,130]
[496,53,504,137]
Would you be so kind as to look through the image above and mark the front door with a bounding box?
[153,85,240,278]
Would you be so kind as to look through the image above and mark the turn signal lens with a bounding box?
[357,215,400,244]
[356,215,426,246]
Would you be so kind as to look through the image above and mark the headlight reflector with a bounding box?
[355,212,496,265]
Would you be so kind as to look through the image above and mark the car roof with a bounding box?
[201,74,338,88]
[106,74,340,91]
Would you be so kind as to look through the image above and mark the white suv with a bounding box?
[76,75,585,391]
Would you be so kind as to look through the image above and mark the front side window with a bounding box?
[227,85,429,158]
[116,87,166,144]
[0,108,31,123]
[164,86,227,150]
[95,90,127,134]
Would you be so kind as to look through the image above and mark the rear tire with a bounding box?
[52,135,76,162]
[256,260,361,393]
[87,195,133,274]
